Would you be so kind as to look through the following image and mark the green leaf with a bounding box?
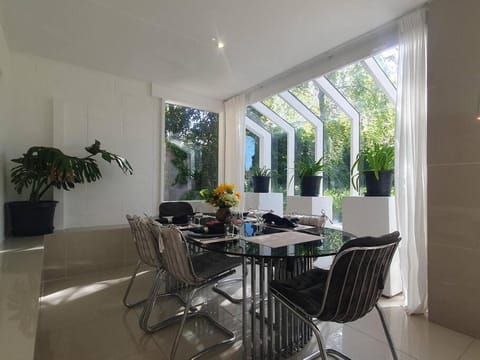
[10,141,133,201]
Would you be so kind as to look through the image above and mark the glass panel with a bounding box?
[320,91,351,223]
[164,103,218,200]
[262,96,316,195]
[262,95,309,128]
[326,60,396,197]
[326,62,395,150]
[243,48,397,221]
[374,46,399,87]
[271,129,288,196]
[289,81,321,117]
[246,106,278,132]
[245,129,259,191]
[245,105,287,196]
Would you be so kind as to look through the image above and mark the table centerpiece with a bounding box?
[199,183,241,222]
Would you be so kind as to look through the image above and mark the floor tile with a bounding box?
[460,339,480,360]
[149,315,237,360]
[34,265,478,360]
[348,306,473,360]
[291,322,417,360]
[39,269,154,331]
[35,309,160,360]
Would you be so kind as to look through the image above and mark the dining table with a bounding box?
[184,221,356,359]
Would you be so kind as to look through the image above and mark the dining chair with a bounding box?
[156,224,242,359]
[158,201,194,224]
[124,215,190,333]
[123,215,164,308]
[269,231,401,360]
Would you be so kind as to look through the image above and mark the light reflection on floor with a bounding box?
[34,266,480,360]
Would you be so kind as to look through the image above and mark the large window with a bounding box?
[245,47,398,223]
[164,103,218,201]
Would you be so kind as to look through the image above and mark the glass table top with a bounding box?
[185,223,355,258]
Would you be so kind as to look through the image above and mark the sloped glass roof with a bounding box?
[374,47,399,87]
[244,46,398,214]
[289,81,321,118]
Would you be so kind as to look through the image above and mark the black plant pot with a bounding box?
[5,201,58,236]
[364,170,393,196]
[252,176,270,193]
[300,176,322,196]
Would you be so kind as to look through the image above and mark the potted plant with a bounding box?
[250,166,271,193]
[6,140,133,236]
[296,157,325,196]
[351,143,394,196]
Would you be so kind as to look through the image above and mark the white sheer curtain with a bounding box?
[224,94,246,208]
[395,9,428,314]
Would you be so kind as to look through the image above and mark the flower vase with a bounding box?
[216,207,231,222]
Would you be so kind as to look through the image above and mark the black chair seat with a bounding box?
[270,268,328,316]
[192,252,242,281]
[269,231,401,360]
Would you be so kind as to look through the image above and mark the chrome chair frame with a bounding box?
[158,225,240,359]
[270,232,400,360]
[123,215,164,308]
[123,215,190,333]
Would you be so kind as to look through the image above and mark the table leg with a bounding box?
[251,259,257,359]
[259,258,265,359]
[267,260,274,359]
[242,257,248,360]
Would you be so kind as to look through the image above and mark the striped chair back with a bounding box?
[317,231,400,322]
[157,225,199,286]
[126,215,163,268]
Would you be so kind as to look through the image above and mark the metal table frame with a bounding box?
[186,226,354,359]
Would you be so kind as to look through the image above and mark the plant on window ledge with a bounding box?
[249,166,272,193]
[351,143,394,196]
[291,157,326,196]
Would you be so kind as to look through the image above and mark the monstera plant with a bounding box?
[7,140,133,236]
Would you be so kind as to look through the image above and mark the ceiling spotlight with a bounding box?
[212,37,224,49]
[476,94,480,120]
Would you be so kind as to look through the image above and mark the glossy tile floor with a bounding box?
[34,265,480,360]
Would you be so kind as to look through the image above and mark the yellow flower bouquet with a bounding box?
[199,183,241,208]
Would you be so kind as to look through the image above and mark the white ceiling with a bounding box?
[0,0,425,100]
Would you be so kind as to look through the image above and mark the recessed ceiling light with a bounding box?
[211,37,224,49]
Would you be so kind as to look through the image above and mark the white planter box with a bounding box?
[342,196,403,297]
[245,192,284,217]
[286,196,333,220]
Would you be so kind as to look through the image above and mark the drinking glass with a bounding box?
[193,212,203,226]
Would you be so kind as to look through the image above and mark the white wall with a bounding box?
[0,15,11,241]
[5,52,164,228]
[4,52,226,230]
[428,0,480,338]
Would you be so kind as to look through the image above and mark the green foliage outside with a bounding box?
[248,48,397,221]
[163,51,397,217]
[165,103,219,200]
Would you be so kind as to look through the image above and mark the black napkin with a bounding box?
[262,213,297,228]
[207,222,225,234]
[190,222,225,235]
